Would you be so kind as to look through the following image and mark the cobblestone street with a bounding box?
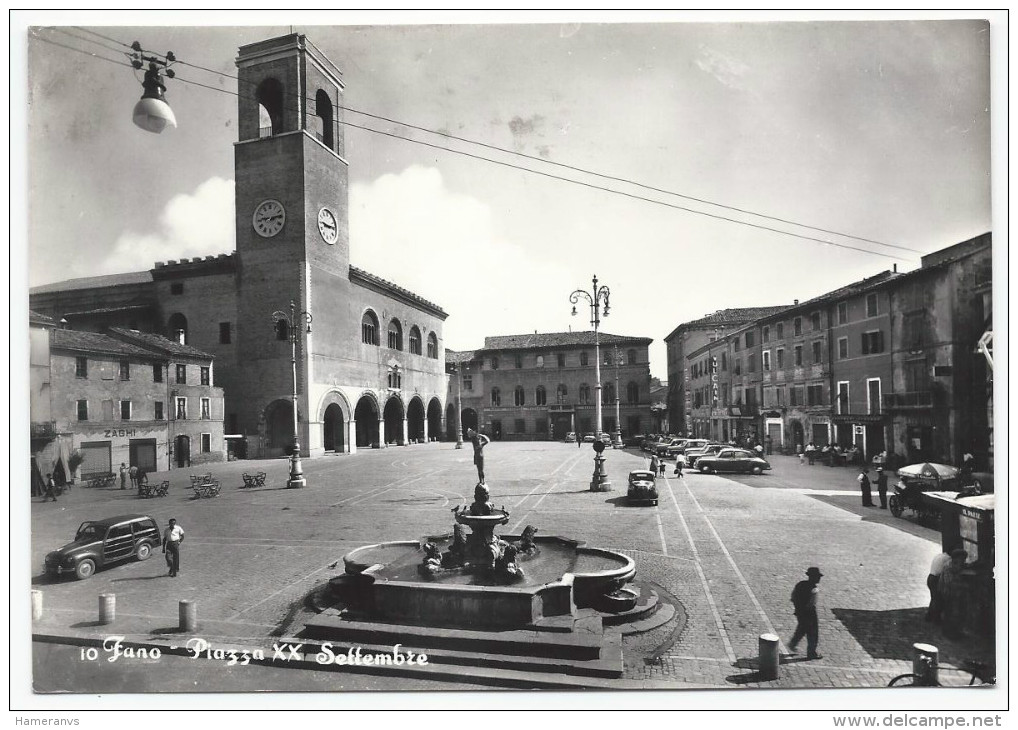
[29,444,996,694]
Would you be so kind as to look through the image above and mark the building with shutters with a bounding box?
[446,332,653,441]
[29,313,225,483]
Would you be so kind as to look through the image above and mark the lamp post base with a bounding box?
[287,452,306,488]
[589,453,612,492]
[287,477,307,489]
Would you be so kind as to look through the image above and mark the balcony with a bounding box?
[31,421,57,442]
[883,391,934,410]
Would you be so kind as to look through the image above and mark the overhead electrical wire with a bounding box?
[39,30,917,262]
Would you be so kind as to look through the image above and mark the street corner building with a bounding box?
[446,332,653,442]
[667,233,992,469]
[29,311,226,484]
[29,34,450,465]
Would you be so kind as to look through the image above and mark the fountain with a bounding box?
[328,481,638,630]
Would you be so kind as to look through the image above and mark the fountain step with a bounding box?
[302,614,610,661]
[297,636,623,679]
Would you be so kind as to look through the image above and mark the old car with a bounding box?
[627,470,659,506]
[44,514,162,580]
[564,432,577,443]
[696,449,771,475]
[655,438,687,458]
[685,443,726,468]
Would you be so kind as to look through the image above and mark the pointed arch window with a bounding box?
[491,387,501,407]
[514,386,526,406]
[361,310,379,346]
[409,326,422,355]
[388,319,403,350]
[535,386,547,406]
[579,383,591,404]
[427,332,439,359]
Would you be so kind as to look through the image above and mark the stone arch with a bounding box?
[257,77,285,135]
[407,395,426,443]
[354,392,380,448]
[383,394,405,445]
[461,408,478,437]
[427,397,443,442]
[313,89,334,150]
[167,312,188,345]
[318,390,351,454]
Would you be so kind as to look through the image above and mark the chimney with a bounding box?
[893,263,897,272]
[794,299,799,305]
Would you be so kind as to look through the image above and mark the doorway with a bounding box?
[174,435,191,468]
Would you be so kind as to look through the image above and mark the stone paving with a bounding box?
[27,445,996,692]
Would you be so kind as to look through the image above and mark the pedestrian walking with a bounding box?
[129,464,139,490]
[578,434,583,449]
[162,518,185,577]
[649,454,660,476]
[806,442,817,466]
[925,549,951,623]
[938,549,969,638]
[659,459,667,477]
[119,462,128,490]
[467,428,490,484]
[43,473,59,502]
[673,458,684,478]
[789,567,823,660]
[858,466,874,507]
[875,467,888,509]
[765,435,773,455]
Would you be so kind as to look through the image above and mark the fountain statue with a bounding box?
[417,480,524,582]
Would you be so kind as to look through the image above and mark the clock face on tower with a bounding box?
[252,199,285,238]
[317,207,338,244]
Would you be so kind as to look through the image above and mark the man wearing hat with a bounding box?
[857,466,874,507]
[875,466,888,509]
[789,567,823,660]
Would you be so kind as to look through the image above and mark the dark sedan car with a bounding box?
[627,470,659,506]
[696,449,772,475]
[45,514,162,580]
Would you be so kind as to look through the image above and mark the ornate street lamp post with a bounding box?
[570,275,612,491]
[272,300,313,489]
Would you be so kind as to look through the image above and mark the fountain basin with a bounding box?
[334,535,635,630]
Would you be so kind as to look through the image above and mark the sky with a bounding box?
[17,11,997,381]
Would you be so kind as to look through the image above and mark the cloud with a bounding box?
[349,165,573,350]
[694,46,749,89]
[101,177,235,273]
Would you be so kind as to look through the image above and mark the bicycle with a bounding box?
[888,659,995,687]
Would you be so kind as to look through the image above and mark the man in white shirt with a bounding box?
[162,518,185,577]
[926,549,951,623]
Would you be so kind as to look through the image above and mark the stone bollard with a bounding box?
[913,642,939,686]
[758,633,780,680]
[31,590,43,621]
[179,600,197,632]
[98,593,116,625]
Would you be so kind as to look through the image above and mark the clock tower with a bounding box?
[232,34,351,446]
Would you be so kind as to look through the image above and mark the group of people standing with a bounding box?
[856,466,889,508]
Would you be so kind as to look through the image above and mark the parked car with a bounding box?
[626,470,659,506]
[582,434,596,443]
[644,435,670,453]
[685,443,726,468]
[696,449,772,475]
[44,514,162,580]
[655,438,687,458]
[671,439,710,458]
[564,432,577,443]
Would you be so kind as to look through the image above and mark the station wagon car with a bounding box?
[45,514,162,580]
[696,449,772,475]
[627,470,659,506]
